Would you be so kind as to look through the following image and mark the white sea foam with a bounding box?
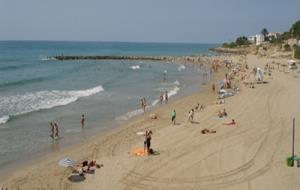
[40,57,56,61]
[177,65,186,71]
[168,86,180,97]
[115,86,180,122]
[115,108,144,121]
[0,85,104,124]
[0,115,9,125]
[129,65,140,70]
[173,80,180,85]
[151,99,160,106]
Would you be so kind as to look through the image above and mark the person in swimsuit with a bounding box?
[165,91,168,104]
[160,91,164,104]
[54,123,59,138]
[81,114,85,128]
[50,122,54,139]
[146,131,152,154]
[144,130,148,152]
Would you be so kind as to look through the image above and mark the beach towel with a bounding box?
[131,148,146,156]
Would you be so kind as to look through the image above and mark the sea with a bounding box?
[0,41,218,171]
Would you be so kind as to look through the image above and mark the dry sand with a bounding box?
[1,54,300,190]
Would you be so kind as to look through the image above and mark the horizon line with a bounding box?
[0,39,221,45]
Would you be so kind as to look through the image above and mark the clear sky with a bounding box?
[0,0,299,43]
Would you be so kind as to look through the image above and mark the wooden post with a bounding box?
[292,117,295,166]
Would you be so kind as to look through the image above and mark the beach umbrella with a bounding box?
[59,158,76,167]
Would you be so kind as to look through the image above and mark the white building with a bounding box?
[255,34,264,45]
[266,32,281,40]
[247,35,256,43]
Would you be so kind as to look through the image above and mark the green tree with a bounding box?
[235,36,249,46]
[261,28,269,39]
[290,20,300,39]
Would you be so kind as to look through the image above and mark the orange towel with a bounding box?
[131,148,147,156]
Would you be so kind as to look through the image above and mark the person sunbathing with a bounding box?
[88,160,103,172]
[201,128,216,134]
[222,109,228,117]
[223,119,236,125]
[218,110,223,118]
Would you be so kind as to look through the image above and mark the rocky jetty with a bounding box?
[52,55,172,61]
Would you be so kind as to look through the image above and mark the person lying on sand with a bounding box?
[72,160,103,175]
[88,160,103,171]
[223,119,236,125]
[216,99,225,104]
[218,110,223,118]
[201,128,216,134]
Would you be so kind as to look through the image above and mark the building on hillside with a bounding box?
[247,35,256,43]
[266,32,282,41]
[255,34,265,45]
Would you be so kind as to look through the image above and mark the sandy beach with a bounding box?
[1,54,300,190]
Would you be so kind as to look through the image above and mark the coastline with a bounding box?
[2,53,300,190]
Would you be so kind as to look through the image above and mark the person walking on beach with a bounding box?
[81,114,85,128]
[160,91,164,104]
[50,122,55,139]
[171,110,176,125]
[165,91,168,104]
[54,123,59,138]
[212,83,215,92]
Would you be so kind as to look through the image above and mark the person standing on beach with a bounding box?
[139,97,144,110]
[160,91,164,104]
[81,114,85,128]
[50,122,54,139]
[212,84,215,92]
[54,123,59,138]
[144,130,148,153]
[146,131,152,154]
[171,110,176,125]
[165,91,168,104]
[142,97,147,112]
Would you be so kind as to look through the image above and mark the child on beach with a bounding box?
[171,110,176,125]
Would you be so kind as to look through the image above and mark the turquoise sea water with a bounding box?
[0,41,217,170]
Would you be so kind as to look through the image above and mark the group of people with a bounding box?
[72,159,103,176]
[50,122,59,139]
[159,91,168,104]
[195,103,205,111]
[218,109,228,118]
[49,114,86,139]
